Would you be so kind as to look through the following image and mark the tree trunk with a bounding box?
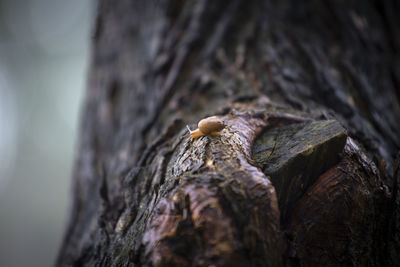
[57,0,400,266]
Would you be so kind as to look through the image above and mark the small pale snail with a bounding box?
[186,116,226,139]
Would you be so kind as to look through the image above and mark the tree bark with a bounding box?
[57,0,400,266]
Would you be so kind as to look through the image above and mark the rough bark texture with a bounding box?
[57,0,400,266]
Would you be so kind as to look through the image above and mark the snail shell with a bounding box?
[198,116,225,134]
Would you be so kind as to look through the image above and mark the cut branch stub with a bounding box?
[142,106,281,266]
[252,120,347,222]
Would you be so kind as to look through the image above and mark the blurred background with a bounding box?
[0,0,94,266]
